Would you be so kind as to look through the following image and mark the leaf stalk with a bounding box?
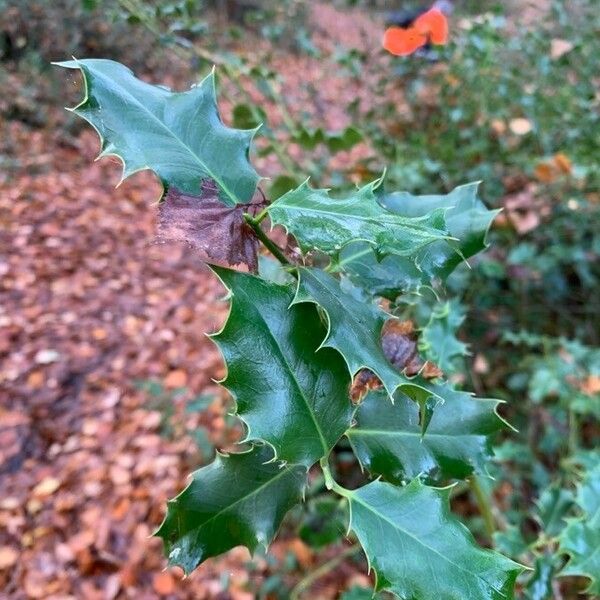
[244,213,290,266]
[469,476,496,540]
[289,544,362,600]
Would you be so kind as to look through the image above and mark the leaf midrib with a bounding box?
[350,492,510,597]
[87,65,240,205]
[239,286,331,461]
[347,429,482,440]
[181,463,299,535]
[273,198,444,236]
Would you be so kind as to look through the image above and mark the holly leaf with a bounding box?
[157,180,265,271]
[155,445,306,574]
[55,59,259,204]
[525,555,557,600]
[292,267,438,404]
[340,183,498,298]
[347,385,507,482]
[419,299,469,374]
[267,177,449,258]
[534,485,574,537]
[211,267,353,466]
[558,515,600,595]
[558,462,600,594]
[345,479,522,599]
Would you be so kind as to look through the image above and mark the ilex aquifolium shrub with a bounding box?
[58,58,524,599]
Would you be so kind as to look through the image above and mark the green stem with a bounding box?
[287,460,361,599]
[289,545,362,600]
[469,476,496,540]
[319,457,352,498]
[253,207,270,224]
[244,214,290,266]
[568,409,578,455]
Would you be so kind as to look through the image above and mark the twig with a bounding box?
[244,214,290,266]
[469,476,496,541]
[289,545,362,600]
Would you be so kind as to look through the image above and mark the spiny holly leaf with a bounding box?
[292,267,439,404]
[347,385,507,482]
[419,299,469,375]
[558,462,600,593]
[158,180,265,271]
[211,267,353,466]
[267,177,449,258]
[56,59,259,204]
[336,242,425,299]
[155,445,306,574]
[345,479,522,599]
[339,182,498,298]
[558,515,600,595]
[534,485,574,537]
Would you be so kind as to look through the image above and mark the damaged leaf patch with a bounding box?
[158,179,266,271]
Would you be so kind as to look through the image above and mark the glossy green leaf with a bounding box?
[340,183,498,297]
[336,241,425,299]
[347,385,507,482]
[268,177,448,258]
[56,59,259,204]
[293,267,436,403]
[345,479,522,599]
[211,267,353,466]
[155,445,306,574]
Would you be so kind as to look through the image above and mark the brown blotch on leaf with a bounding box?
[157,179,267,272]
[350,369,382,404]
[381,319,443,379]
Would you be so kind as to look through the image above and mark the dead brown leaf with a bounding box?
[157,179,267,272]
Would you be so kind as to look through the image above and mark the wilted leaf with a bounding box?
[381,319,442,378]
[158,179,265,271]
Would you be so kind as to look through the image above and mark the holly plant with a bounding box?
[58,58,527,599]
